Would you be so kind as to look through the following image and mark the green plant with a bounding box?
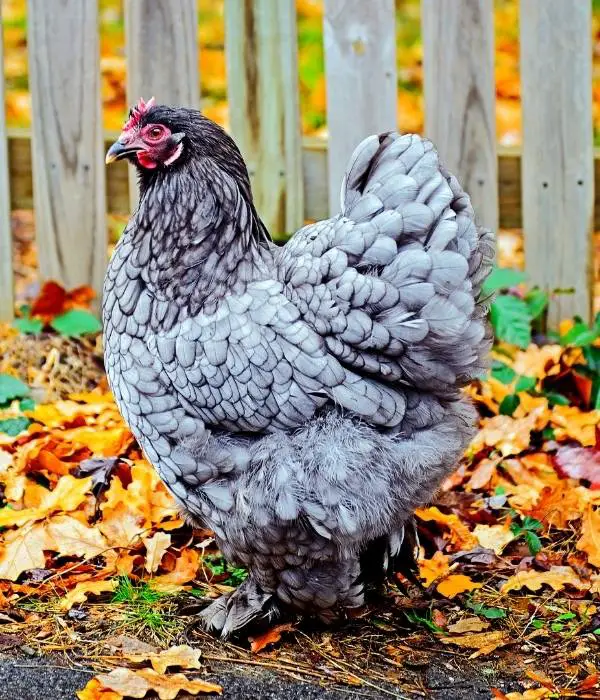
[510,515,543,555]
[112,577,179,640]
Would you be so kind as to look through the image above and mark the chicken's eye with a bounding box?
[147,126,163,140]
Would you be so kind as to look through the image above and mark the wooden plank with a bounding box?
[26,0,106,302]
[8,130,600,233]
[124,0,199,210]
[422,0,498,231]
[520,0,594,324]
[225,0,303,236]
[323,0,397,216]
[0,7,14,320]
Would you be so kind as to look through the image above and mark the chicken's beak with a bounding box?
[105,139,142,164]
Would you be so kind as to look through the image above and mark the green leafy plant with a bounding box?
[510,515,543,555]
[112,577,178,639]
[50,309,102,337]
[404,608,446,634]
[202,555,247,586]
[466,599,507,620]
[0,374,30,407]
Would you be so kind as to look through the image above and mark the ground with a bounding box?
[0,216,599,699]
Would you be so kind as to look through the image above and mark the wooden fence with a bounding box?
[0,0,596,326]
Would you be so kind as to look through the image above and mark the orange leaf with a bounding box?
[60,580,117,611]
[436,574,481,598]
[30,281,67,321]
[501,566,588,594]
[415,507,478,550]
[418,551,450,587]
[150,548,200,586]
[249,623,295,653]
[577,504,600,567]
[124,645,201,674]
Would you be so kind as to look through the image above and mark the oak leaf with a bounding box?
[124,644,202,674]
[143,532,171,574]
[249,623,295,653]
[576,504,600,567]
[473,524,515,555]
[60,580,117,611]
[447,617,490,634]
[46,514,109,560]
[439,630,510,657]
[0,522,51,581]
[500,566,588,594]
[79,667,221,699]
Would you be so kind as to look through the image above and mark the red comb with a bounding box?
[123,96,156,131]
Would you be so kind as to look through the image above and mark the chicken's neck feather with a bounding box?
[128,157,273,316]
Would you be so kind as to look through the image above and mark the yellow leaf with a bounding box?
[76,677,121,700]
[143,532,171,574]
[46,514,109,560]
[86,667,221,699]
[577,504,600,567]
[436,574,481,598]
[505,690,552,700]
[60,580,117,611]
[551,406,600,446]
[473,524,515,555]
[418,551,450,587]
[440,630,510,656]
[63,426,133,457]
[99,502,148,548]
[125,644,202,674]
[0,522,50,581]
[501,566,588,594]
[0,474,92,527]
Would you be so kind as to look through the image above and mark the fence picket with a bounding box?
[26,0,106,305]
[422,0,498,231]
[520,0,594,324]
[323,0,397,216]
[125,0,200,210]
[225,0,303,238]
[0,9,13,320]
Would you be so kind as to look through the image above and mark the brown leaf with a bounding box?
[440,630,510,656]
[249,623,295,653]
[447,617,490,634]
[415,507,478,550]
[60,580,117,611]
[104,635,158,655]
[124,645,202,674]
[150,549,200,586]
[46,514,109,560]
[79,667,222,699]
[0,523,51,581]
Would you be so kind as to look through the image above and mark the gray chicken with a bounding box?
[103,98,495,638]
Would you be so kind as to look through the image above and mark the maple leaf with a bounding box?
[78,668,221,699]
[45,514,109,560]
[0,522,50,581]
[436,574,481,598]
[526,482,587,530]
[249,623,295,653]
[143,532,171,574]
[60,580,117,611]
[124,644,202,674]
[500,566,588,594]
[577,504,600,567]
[418,551,450,587]
[0,474,92,527]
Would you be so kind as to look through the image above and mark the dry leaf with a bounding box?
[473,524,515,555]
[46,514,109,560]
[143,532,171,574]
[447,617,490,634]
[440,630,510,656]
[555,445,600,488]
[80,667,221,699]
[150,548,200,586]
[415,507,478,550]
[125,644,202,674]
[504,690,552,700]
[577,504,600,567]
[0,522,51,581]
[436,574,481,598]
[249,623,295,653]
[60,580,117,611]
[501,566,588,594]
[418,551,450,587]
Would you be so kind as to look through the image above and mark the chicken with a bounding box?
[103,98,495,638]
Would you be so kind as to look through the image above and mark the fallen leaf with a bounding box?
[60,580,117,611]
[447,617,490,634]
[46,514,109,560]
[249,623,295,653]
[104,634,158,655]
[551,406,600,446]
[0,522,51,580]
[76,678,121,700]
[473,524,515,555]
[501,566,588,594]
[81,667,222,699]
[150,548,200,586]
[504,690,552,700]
[577,504,600,567]
[143,532,171,574]
[415,507,478,550]
[436,574,481,598]
[125,645,202,674]
[554,445,600,488]
[439,630,510,656]
[418,551,450,587]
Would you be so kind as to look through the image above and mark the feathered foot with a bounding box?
[200,576,280,638]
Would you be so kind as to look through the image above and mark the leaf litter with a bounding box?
[0,284,599,696]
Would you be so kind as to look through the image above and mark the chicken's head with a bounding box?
[105,97,185,170]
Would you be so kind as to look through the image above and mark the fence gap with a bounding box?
[323,0,397,216]
[0,9,13,321]
[225,0,303,238]
[520,0,594,325]
[27,0,106,305]
[422,0,498,232]
[124,0,200,211]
